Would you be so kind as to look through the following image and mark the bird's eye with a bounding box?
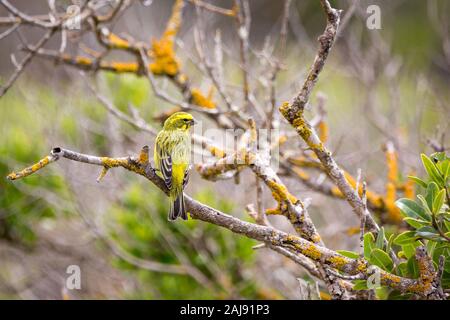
[183,119,189,122]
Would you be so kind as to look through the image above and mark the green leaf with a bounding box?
[427,241,437,257]
[352,280,368,291]
[394,231,418,245]
[425,182,438,211]
[421,154,444,187]
[395,198,430,221]
[407,175,427,189]
[417,195,433,216]
[402,241,421,259]
[403,217,430,229]
[415,226,442,241]
[433,245,450,273]
[445,220,450,231]
[387,234,395,253]
[407,257,419,278]
[430,152,448,162]
[376,227,385,249]
[397,262,409,277]
[387,290,413,300]
[433,189,446,214]
[337,250,360,259]
[369,248,394,271]
[439,159,450,180]
[364,232,375,259]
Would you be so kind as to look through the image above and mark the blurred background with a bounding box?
[0,0,448,299]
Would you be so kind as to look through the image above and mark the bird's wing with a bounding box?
[156,143,172,190]
[182,167,190,188]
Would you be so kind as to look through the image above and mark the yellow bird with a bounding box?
[154,112,196,220]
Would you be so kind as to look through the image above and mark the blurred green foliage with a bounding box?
[0,91,71,246]
[107,183,268,299]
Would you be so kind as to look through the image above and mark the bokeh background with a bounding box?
[0,0,448,299]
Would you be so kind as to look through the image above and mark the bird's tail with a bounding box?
[169,193,187,221]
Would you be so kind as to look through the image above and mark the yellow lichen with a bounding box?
[101,157,127,168]
[284,235,322,260]
[328,255,350,269]
[265,207,282,215]
[292,116,311,140]
[279,101,290,116]
[356,260,368,273]
[302,243,322,260]
[7,156,52,180]
[267,180,298,205]
[311,234,322,244]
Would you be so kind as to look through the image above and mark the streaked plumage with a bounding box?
[154,112,195,220]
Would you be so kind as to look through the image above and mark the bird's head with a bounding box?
[163,112,197,131]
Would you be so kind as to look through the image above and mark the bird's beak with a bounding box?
[190,118,197,125]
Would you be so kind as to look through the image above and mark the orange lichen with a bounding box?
[149,0,183,76]
[385,145,398,184]
[207,146,226,158]
[385,182,402,224]
[403,172,415,199]
[104,61,140,73]
[317,120,328,143]
[319,291,331,300]
[331,171,385,210]
[288,156,321,168]
[138,146,149,165]
[190,88,216,109]
[381,272,402,284]
[107,33,130,49]
[149,38,180,76]
[292,167,310,180]
[383,142,403,223]
[277,135,288,147]
[75,56,93,65]
[345,226,360,236]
